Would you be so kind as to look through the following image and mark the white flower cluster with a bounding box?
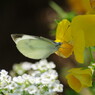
[0,59,63,95]
[12,59,56,75]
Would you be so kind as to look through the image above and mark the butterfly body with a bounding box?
[11,34,61,59]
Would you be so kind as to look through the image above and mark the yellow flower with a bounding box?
[67,0,86,13]
[67,0,95,14]
[55,19,73,58]
[55,15,95,63]
[82,0,95,14]
[71,15,95,63]
[66,68,92,92]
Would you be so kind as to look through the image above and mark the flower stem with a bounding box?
[89,47,95,63]
[49,1,68,18]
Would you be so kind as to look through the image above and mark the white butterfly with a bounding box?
[11,34,62,59]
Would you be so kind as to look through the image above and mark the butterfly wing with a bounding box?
[11,34,60,59]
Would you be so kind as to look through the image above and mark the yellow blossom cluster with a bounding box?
[55,11,95,93]
[55,15,95,63]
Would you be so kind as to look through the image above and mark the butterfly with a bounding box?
[11,34,62,59]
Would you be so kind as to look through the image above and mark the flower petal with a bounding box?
[72,15,95,46]
[55,42,73,58]
[55,19,71,43]
[72,29,85,63]
[66,68,92,92]
[74,74,92,87]
[68,68,92,75]
[71,15,95,63]
[66,74,82,92]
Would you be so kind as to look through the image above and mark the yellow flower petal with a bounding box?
[55,19,71,43]
[66,68,92,92]
[72,15,95,46]
[67,0,86,13]
[70,68,92,87]
[63,26,72,42]
[72,29,85,63]
[69,68,92,75]
[74,74,92,87]
[55,42,73,58]
[66,74,82,92]
[71,15,95,63]
[67,0,95,14]
[82,0,95,14]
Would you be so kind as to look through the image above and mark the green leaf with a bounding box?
[65,89,80,95]
[91,46,95,51]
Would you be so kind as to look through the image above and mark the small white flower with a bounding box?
[31,64,38,70]
[13,76,25,84]
[32,71,41,77]
[5,84,15,90]
[52,84,63,92]
[22,74,30,80]
[34,77,41,84]
[49,80,63,93]
[0,69,8,76]
[21,62,32,70]
[28,76,36,84]
[41,70,58,84]
[31,59,56,71]
[25,85,38,94]
[0,70,12,89]
[47,62,56,69]
[13,64,24,75]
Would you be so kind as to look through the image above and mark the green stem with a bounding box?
[49,1,68,19]
[89,47,95,63]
